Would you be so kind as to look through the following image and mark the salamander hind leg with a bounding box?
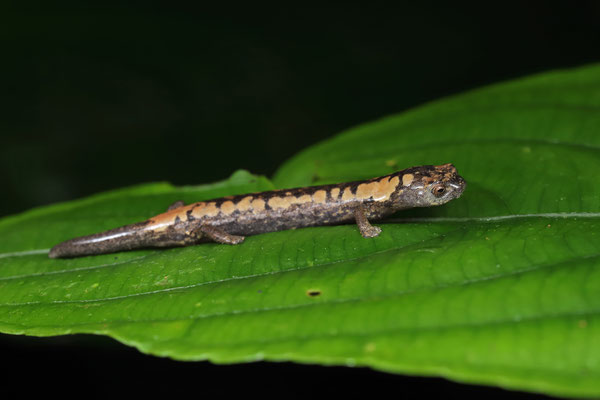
[354,204,382,238]
[198,225,245,245]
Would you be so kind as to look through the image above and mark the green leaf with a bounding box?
[2,64,600,397]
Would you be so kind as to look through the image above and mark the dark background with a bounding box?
[1,1,598,398]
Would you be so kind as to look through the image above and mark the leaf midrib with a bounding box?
[2,250,597,335]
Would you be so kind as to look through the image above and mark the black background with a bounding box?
[2,1,598,398]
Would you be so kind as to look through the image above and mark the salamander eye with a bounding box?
[432,184,446,197]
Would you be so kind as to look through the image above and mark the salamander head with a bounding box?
[397,163,466,208]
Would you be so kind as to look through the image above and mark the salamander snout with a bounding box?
[396,163,466,208]
[433,175,466,202]
[427,164,466,205]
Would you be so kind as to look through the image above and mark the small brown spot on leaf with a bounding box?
[385,159,398,168]
[306,289,322,297]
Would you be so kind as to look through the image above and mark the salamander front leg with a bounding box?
[198,225,245,245]
[167,200,185,211]
[354,204,382,238]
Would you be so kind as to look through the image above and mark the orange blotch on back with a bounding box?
[402,174,414,186]
[221,200,235,215]
[251,198,266,212]
[237,196,253,212]
[313,190,327,204]
[341,187,354,201]
[355,176,400,201]
[297,194,312,204]
[192,202,219,218]
[268,197,289,210]
[267,193,317,210]
[148,202,198,231]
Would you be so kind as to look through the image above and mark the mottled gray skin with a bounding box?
[49,164,466,258]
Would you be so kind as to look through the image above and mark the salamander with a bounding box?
[48,163,466,258]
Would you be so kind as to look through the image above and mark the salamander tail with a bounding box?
[48,221,152,258]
